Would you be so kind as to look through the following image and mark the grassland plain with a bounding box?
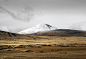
[0,31,86,59]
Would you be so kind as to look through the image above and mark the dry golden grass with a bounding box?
[0,36,86,45]
[0,45,86,59]
[0,30,86,59]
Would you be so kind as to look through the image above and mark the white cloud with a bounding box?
[69,22,86,31]
[0,6,34,22]
[0,26,9,31]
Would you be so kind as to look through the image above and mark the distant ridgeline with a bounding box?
[32,29,86,37]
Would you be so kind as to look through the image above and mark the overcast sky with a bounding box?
[0,0,86,32]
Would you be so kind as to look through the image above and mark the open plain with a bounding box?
[0,31,86,59]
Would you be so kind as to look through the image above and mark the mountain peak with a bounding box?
[18,23,57,34]
[35,23,51,27]
[35,23,54,29]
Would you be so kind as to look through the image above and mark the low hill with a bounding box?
[0,30,28,40]
[0,30,47,40]
[0,30,18,37]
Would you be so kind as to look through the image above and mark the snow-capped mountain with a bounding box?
[18,23,57,34]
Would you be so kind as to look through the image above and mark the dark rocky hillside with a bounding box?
[0,30,18,37]
[0,30,28,40]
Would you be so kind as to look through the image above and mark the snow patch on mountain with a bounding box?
[18,23,57,34]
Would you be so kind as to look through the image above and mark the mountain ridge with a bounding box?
[32,29,86,37]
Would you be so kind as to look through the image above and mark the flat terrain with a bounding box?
[0,31,86,59]
[0,45,86,59]
[0,36,86,45]
[0,36,86,59]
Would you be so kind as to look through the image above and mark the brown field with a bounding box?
[0,34,86,59]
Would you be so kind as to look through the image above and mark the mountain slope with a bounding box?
[32,29,86,37]
[18,23,57,34]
